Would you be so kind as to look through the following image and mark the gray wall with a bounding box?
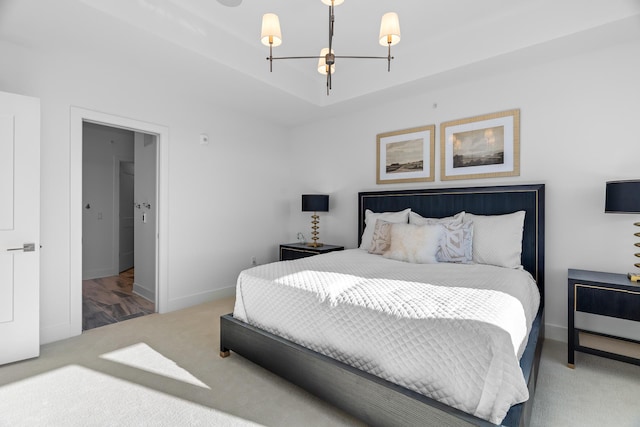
[82,123,134,280]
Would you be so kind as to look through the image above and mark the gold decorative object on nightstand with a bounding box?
[632,221,640,282]
[605,180,640,281]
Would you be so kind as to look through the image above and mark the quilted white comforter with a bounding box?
[233,249,540,424]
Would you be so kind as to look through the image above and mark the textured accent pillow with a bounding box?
[437,220,474,263]
[382,223,443,264]
[464,211,525,269]
[359,208,410,250]
[368,220,393,254]
[409,211,472,263]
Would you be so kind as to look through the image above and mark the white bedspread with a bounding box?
[233,249,540,424]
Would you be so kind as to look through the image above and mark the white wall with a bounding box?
[0,40,292,344]
[1,22,638,345]
[287,38,640,342]
[82,122,134,280]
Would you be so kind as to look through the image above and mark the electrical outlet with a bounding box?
[251,256,257,266]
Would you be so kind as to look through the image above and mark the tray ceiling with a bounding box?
[1,0,639,125]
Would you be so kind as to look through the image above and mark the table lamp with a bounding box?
[605,180,640,281]
[302,194,329,248]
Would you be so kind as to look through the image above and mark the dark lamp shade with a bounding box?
[302,194,329,212]
[605,180,640,213]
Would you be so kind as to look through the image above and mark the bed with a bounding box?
[220,184,545,427]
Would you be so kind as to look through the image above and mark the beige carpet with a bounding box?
[1,298,639,426]
[530,339,640,427]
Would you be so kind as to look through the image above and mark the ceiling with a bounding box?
[1,0,640,126]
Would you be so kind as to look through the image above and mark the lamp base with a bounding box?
[628,273,640,282]
[307,212,323,248]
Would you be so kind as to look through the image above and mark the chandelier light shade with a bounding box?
[260,13,282,47]
[605,179,640,281]
[379,12,401,46]
[261,1,401,95]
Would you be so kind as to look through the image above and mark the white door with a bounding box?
[0,91,40,365]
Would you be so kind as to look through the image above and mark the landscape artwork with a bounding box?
[376,125,435,184]
[452,126,504,168]
[440,109,520,181]
[386,138,423,174]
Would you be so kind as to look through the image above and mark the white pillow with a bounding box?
[359,208,410,250]
[383,223,443,264]
[464,211,525,269]
[409,211,465,226]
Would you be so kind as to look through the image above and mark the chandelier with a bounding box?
[260,0,401,95]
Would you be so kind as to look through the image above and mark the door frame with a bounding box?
[70,107,169,335]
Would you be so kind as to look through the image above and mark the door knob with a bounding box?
[6,243,35,252]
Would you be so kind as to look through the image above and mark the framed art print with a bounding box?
[376,125,435,184]
[440,109,520,181]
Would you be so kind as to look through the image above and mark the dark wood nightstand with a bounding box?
[568,268,640,368]
[279,243,344,261]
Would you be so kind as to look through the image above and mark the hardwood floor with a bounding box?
[82,268,155,331]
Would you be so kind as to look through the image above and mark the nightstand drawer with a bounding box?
[279,243,344,261]
[575,284,640,321]
[280,247,317,261]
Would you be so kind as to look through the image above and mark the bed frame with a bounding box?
[220,184,545,427]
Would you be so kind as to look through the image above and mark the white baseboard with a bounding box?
[132,283,155,303]
[167,286,236,312]
[82,268,117,280]
[545,323,567,343]
[40,286,235,345]
[40,322,79,345]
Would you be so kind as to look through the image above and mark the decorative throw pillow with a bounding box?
[359,208,410,250]
[368,219,393,254]
[437,220,474,263]
[464,211,525,269]
[383,223,443,264]
[409,211,472,263]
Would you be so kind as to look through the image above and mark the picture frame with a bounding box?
[376,125,435,184]
[440,109,520,181]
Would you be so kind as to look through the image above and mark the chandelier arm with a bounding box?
[328,4,334,54]
[333,55,392,59]
[267,56,391,60]
[268,56,325,60]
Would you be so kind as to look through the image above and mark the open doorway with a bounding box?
[70,107,169,337]
[81,122,158,330]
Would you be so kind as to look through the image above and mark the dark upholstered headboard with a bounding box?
[358,184,545,301]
